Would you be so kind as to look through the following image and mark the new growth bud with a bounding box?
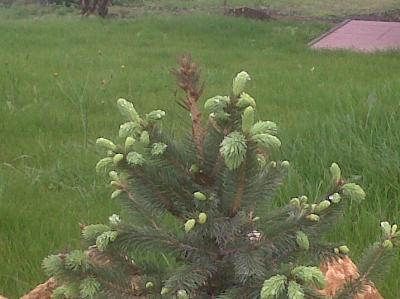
[315,200,331,213]
[113,154,124,165]
[339,245,350,254]
[330,162,341,183]
[125,137,135,151]
[145,282,154,289]
[281,160,290,169]
[241,106,254,133]
[198,213,207,224]
[383,239,393,250]
[177,290,189,299]
[96,138,117,152]
[194,192,207,201]
[296,231,309,250]
[232,71,251,97]
[184,219,196,232]
[306,214,320,222]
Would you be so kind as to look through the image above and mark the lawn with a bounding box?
[0,11,400,298]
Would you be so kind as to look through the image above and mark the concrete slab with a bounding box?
[310,20,400,52]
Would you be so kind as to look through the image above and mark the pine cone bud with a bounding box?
[315,200,331,213]
[383,239,393,250]
[177,290,189,299]
[125,137,135,151]
[306,214,320,222]
[145,282,154,289]
[198,213,207,224]
[241,106,254,133]
[184,219,196,232]
[339,245,350,254]
[96,138,117,152]
[330,162,341,183]
[232,71,251,97]
[193,191,207,201]
[296,231,310,250]
[113,153,124,165]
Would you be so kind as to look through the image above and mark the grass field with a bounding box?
[0,10,400,299]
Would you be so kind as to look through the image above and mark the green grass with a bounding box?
[0,12,400,298]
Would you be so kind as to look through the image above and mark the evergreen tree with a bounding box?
[43,55,399,299]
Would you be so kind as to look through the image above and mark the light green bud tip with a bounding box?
[109,171,119,181]
[184,219,196,232]
[126,151,145,166]
[296,231,309,250]
[111,189,123,199]
[145,282,154,289]
[198,212,207,224]
[146,110,165,122]
[253,216,260,222]
[299,195,308,204]
[330,162,341,183]
[161,287,171,295]
[306,214,320,222]
[334,248,340,254]
[177,289,189,299]
[189,164,200,173]
[382,239,393,250]
[113,153,124,165]
[339,245,350,254]
[281,160,290,169]
[232,71,251,97]
[237,92,256,108]
[342,183,366,203]
[381,221,391,238]
[242,106,254,133]
[117,98,140,121]
[330,193,341,204]
[315,200,331,213]
[391,224,398,235]
[194,191,207,201]
[95,157,113,174]
[140,131,150,145]
[290,198,300,206]
[96,138,117,151]
[125,137,135,151]
[108,214,121,225]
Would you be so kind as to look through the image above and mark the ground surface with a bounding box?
[0,4,400,299]
[311,20,400,52]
